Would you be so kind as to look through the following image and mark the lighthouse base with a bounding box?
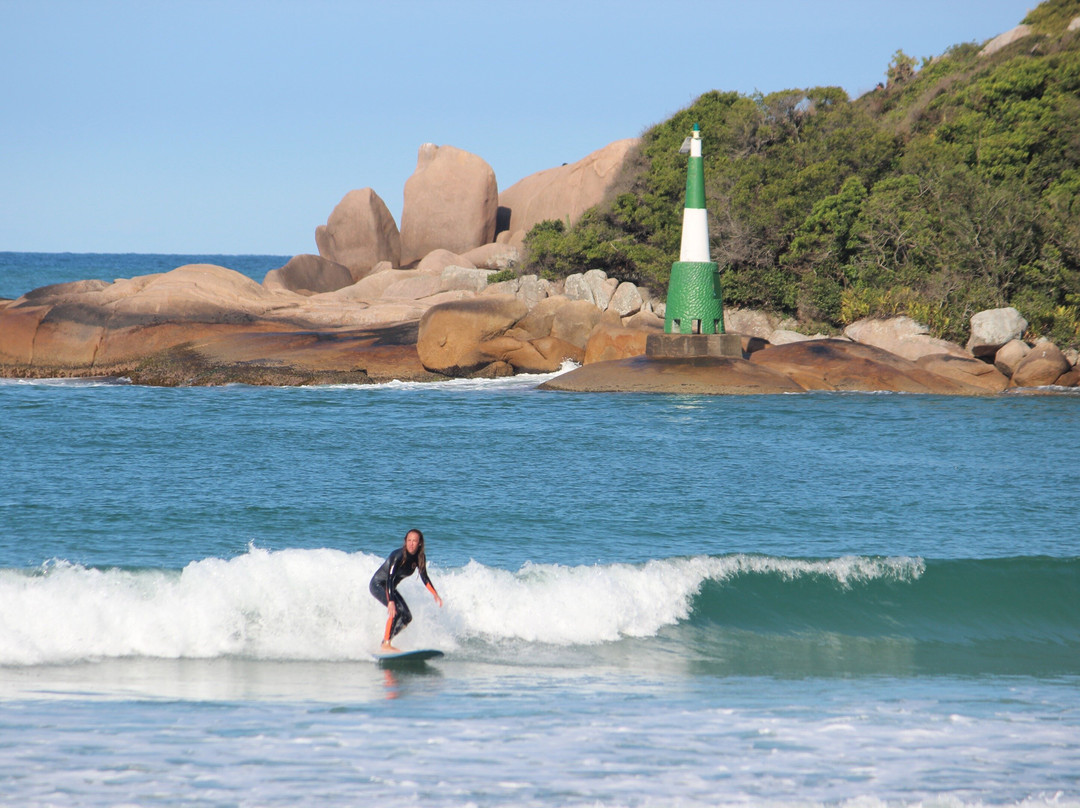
[645,333,743,359]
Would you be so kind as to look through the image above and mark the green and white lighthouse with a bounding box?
[646,124,741,359]
[664,124,724,335]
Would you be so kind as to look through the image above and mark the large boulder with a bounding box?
[724,309,780,339]
[498,138,638,241]
[315,188,401,280]
[540,355,806,395]
[440,266,493,294]
[399,144,498,266]
[263,254,354,295]
[460,243,521,270]
[512,294,569,340]
[994,339,1031,377]
[1011,341,1071,388]
[979,24,1031,57]
[748,339,991,395]
[483,274,555,310]
[967,307,1028,357]
[608,282,644,317]
[583,322,654,364]
[416,295,528,375]
[844,316,971,362]
[915,354,1009,393]
[550,299,603,349]
[564,269,618,310]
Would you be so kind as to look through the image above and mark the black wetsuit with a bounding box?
[369,547,432,640]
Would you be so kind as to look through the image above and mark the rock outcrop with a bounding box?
[967,307,1028,357]
[1011,340,1071,387]
[497,139,638,242]
[541,355,806,395]
[747,339,992,395]
[844,316,972,362]
[979,24,1031,57]
[416,296,528,375]
[399,144,498,266]
[263,254,354,296]
[994,339,1031,377]
[315,188,401,280]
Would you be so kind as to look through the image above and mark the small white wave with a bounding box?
[320,359,580,392]
[0,376,131,387]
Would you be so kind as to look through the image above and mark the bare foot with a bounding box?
[381,642,401,653]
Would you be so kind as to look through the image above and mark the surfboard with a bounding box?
[374,648,444,666]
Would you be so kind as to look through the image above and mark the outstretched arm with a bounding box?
[425,581,443,608]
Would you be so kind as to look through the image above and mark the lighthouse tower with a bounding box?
[665,124,724,335]
[646,125,740,359]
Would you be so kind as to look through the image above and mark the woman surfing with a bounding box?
[369,528,443,652]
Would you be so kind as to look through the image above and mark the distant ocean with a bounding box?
[1,253,1078,808]
[0,252,291,300]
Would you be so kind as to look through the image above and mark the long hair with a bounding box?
[403,528,426,572]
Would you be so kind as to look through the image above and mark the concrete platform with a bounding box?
[645,332,743,359]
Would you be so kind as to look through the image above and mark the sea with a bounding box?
[1,253,1078,808]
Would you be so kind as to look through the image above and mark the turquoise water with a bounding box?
[1,255,1079,807]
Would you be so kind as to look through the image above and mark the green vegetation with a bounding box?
[521,0,1080,346]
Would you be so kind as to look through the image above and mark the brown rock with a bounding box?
[540,355,806,395]
[844,316,972,361]
[399,144,498,266]
[382,274,443,300]
[531,336,584,367]
[583,323,651,364]
[1055,368,1080,387]
[315,188,401,280]
[416,249,475,274]
[915,354,1009,393]
[0,303,50,364]
[749,339,992,395]
[349,269,422,300]
[513,295,569,340]
[498,139,638,240]
[550,299,603,349]
[263,254,354,295]
[416,295,528,375]
[1011,341,1071,388]
[460,243,521,270]
[994,339,1031,377]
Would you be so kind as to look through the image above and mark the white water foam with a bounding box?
[0,376,131,386]
[0,549,924,666]
[319,359,580,392]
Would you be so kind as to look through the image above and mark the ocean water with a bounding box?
[1,255,1079,808]
[0,252,290,300]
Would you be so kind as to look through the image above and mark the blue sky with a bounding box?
[1,0,1035,255]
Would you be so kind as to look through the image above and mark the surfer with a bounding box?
[369,528,443,652]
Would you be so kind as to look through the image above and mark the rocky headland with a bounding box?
[1,139,1077,394]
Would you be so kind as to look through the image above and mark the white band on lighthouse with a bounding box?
[679,208,711,262]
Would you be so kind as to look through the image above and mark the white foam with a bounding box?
[0,550,924,665]
[316,359,580,392]
[0,376,131,387]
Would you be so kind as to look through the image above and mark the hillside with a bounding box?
[521,0,1080,348]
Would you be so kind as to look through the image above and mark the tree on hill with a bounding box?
[521,0,1080,348]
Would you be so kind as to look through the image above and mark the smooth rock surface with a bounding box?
[315,188,401,279]
[1011,341,1071,388]
[540,355,806,395]
[400,144,498,266]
